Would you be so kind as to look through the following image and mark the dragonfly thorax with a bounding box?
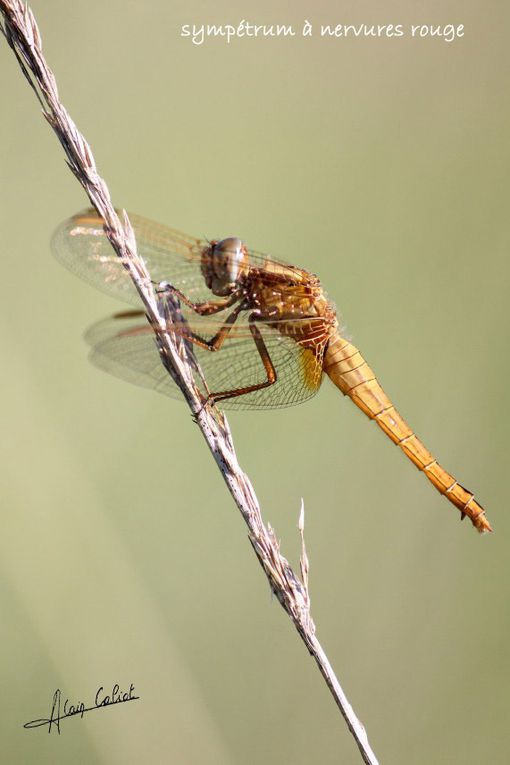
[201,237,250,296]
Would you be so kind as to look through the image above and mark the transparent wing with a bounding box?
[52,210,208,305]
[85,311,326,410]
[52,209,303,306]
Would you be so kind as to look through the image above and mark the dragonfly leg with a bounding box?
[206,318,277,405]
[155,282,242,316]
[187,301,248,352]
[153,291,277,405]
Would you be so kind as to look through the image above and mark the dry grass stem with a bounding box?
[0,3,379,763]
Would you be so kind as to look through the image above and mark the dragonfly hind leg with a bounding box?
[205,319,277,406]
[184,312,277,406]
[157,288,278,406]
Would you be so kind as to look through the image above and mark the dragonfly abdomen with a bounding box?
[323,333,492,533]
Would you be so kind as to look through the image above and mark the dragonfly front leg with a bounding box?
[156,282,242,316]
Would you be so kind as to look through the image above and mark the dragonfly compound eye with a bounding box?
[202,237,249,295]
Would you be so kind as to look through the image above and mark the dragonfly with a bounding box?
[52,209,492,534]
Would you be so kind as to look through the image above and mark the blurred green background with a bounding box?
[1,1,508,763]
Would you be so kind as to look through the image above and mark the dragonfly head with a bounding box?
[201,237,249,296]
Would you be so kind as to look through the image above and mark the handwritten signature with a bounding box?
[24,683,139,734]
